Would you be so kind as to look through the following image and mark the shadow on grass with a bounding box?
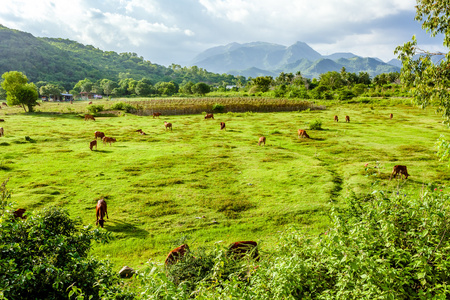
[106,220,149,238]
[92,149,114,153]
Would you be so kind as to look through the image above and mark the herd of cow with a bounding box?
[4,107,410,267]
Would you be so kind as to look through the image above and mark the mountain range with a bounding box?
[190,41,401,78]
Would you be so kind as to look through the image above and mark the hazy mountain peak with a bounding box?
[191,41,400,78]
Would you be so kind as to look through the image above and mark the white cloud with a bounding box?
[0,0,443,66]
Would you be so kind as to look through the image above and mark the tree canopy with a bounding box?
[1,71,38,112]
[395,0,450,122]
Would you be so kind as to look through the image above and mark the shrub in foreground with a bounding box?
[139,188,450,299]
[0,181,134,299]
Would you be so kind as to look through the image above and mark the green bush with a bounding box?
[86,104,104,114]
[110,102,135,113]
[0,181,134,299]
[212,103,225,113]
[309,119,323,130]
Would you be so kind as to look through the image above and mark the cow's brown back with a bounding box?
[94,131,105,140]
[89,140,97,151]
[102,136,116,145]
[390,165,409,180]
[258,136,266,146]
[227,241,259,261]
[298,129,310,139]
[164,122,172,131]
[13,208,26,220]
[165,244,189,266]
[96,199,108,227]
[85,114,95,121]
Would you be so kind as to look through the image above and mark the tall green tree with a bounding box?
[39,84,64,100]
[1,71,38,112]
[191,82,210,95]
[251,76,273,92]
[395,0,450,122]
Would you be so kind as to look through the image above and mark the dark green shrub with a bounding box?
[309,119,322,130]
[110,102,135,113]
[86,104,104,114]
[212,103,225,113]
[0,181,134,299]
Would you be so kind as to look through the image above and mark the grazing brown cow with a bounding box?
[390,165,410,180]
[96,199,108,228]
[84,114,95,121]
[0,119,4,122]
[389,113,393,119]
[153,112,162,118]
[88,101,93,105]
[165,244,189,266]
[298,129,310,139]
[0,127,3,137]
[89,140,97,151]
[136,129,147,135]
[258,136,266,146]
[334,115,339,122]
[13,208,27,220]
[227,241,259,261]
[102,136,116,145]
[204,113,214,119]
[164,121,172,131]
[2,102,7,106]
[220,122,226,130]
[345,115,350,122]
[94,131,105,140]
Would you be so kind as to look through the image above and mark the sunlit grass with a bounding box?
[0,99,447,269]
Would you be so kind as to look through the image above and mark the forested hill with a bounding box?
[0,25,239,90]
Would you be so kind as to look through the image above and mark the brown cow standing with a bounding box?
[345,116,350,122]
[102,136,116,145]
[334,115,339,122]
[204,113,214,120]
[164,121,172,131]
[96,199,108,228]
[2,102,7,106]
[227,241,259,261]
[298,129,310,139]
[85,114,95,121]
[390,113,393,119]
[94,131,105,140]
[89,140,97,151]
[165,244,189,266]
[0,127,3,137]
[220,122,226,130]
[258,136,266,146]
[153,112,162,118]
[390,165,410,180]
[13,208,27,219]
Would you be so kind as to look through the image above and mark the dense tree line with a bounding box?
[244,69,402,100]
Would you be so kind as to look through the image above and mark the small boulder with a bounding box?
[119,266,135,278]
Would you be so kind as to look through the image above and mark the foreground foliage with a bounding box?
[0,181,134,299]
[139,188,450,299]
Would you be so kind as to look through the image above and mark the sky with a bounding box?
[0,0,446,67]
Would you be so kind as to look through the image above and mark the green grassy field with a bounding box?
[0,99,447,270]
